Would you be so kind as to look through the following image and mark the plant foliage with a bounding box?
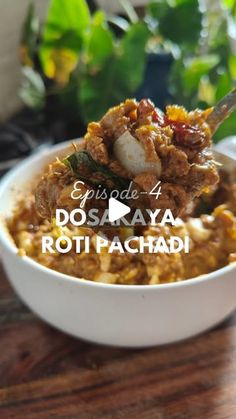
[19,0,236,141]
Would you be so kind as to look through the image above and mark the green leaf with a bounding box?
[215,72,232,101]
[222,0,236,15]
[118,22,150,91]
[147,0,171,25]
[41,0,90,41]
[63,151,130,190]
[42,30,82,51]
[85,11,114,67]
[40,0,90,74]
[158,0,203,46]
[183,55,220,92]
[79,21,150,123]
[213,75,235,141]
[213,112,236,142]
[198,76,216,105]
[19,66,46,109]
[229,55,236,79]
[20,3,39,65]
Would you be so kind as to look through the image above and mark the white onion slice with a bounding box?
[186,218,211,242]
[113,131,161,176]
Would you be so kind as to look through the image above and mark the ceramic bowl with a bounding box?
[0,141,235,347]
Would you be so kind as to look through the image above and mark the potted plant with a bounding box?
[19,0,236,141]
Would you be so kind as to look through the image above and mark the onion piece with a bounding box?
[113,130,161,176]
[186,218,211,242]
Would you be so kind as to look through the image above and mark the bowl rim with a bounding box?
[0,139,235,292]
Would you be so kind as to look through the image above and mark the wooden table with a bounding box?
[0,262,235,419]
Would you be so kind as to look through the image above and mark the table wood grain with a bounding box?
[0,262,235,419]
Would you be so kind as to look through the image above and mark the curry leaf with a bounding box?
[63,151,130,190]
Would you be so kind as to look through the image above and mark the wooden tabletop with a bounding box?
[0,262,235,419]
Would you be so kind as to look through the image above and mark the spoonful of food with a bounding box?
[34,91,236,220]
[113,89,236,178]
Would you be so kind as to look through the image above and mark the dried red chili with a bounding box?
[152,109,206,149]
[171,122,206,149]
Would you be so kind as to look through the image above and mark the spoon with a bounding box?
[113,89,236,176]
[206,88,236,134]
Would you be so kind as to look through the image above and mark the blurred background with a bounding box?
[0,0,235,176]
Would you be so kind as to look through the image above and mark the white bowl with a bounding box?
[0,141,235,347]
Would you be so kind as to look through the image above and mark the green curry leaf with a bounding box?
[63,151,130,190]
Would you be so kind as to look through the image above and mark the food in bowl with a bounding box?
[34,89,236,220]
[6,91,236,285]
[7,173,236,285]
[35,99,220,219]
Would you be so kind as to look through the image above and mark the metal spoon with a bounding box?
[113,89,236,177]
[206,88,236,134]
